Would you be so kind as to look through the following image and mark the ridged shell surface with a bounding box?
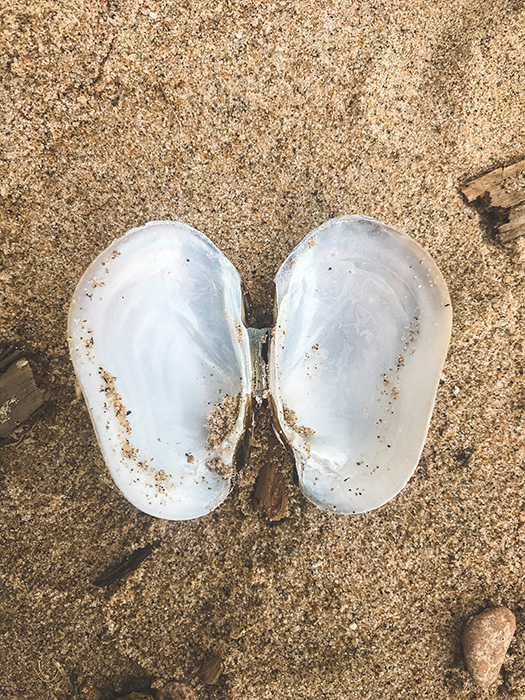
[68,221,251,520]
[270,216,452,514]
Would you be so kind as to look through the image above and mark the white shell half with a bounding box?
[68,221,252,520]
[270,215,452,514]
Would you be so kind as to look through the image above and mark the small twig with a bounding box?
[93,540,161,587]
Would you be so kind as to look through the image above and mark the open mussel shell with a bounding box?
[269,215,452,514]
[68,222,252,520]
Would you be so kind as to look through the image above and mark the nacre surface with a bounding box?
[269,215,452,514]
[68,221,251,520]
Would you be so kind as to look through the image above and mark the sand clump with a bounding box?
[205,456,233,480]
[205,393,243,479]
[99,368,132,435]
[283,405,315,439]
[206,393,242,449]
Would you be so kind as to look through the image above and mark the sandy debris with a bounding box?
[121,438,138,460]
[100,369,143,464]
[205,456,233,479]
[234,322,243,343]
[206,393,241,448]
[282,404,315,438]
[99,369,132,435]
[154,469,172,492]
[0,397,17,422]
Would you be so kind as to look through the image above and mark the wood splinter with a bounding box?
[0,343,44,439]
[461,158,525,242]
[93,540,161,587]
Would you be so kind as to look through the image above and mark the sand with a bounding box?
[1,0,525,698]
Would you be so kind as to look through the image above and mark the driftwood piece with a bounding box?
[0,344,44,439]
[461,158,525,242]
[0,344,23,372]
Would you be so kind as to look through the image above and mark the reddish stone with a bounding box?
[462,606,516,687]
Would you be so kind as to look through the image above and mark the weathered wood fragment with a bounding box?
[0,344,22,372]
[253,424,290,521]
[0,344,44,439]
[461,158,525,242]
[499,202,525,242]
[253,455,289,521]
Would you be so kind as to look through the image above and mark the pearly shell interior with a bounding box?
[69,216,451,520]
[269,215,452,514]
[68,221,252,520]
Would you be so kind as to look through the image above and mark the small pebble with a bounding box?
[158,681,198,700]
[462,606,516,687]
[200,653,224,684]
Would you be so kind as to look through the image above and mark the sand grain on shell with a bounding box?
[283,405,315,439]
[206,393,242,449]
[99,369,132,435]
[205,456,233,479]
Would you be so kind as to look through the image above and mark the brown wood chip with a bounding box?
[461,158,525,242]
[252,403,292,521]
[0,345,44,439]
[253,417,292,521]
[0,343,22,372]
[200,654,224,685]
[253,454,289,521]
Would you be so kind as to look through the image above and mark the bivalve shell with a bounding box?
[68,221,252,520]
[270,216,452,514]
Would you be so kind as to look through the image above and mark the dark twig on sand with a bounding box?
[93,541,161,587]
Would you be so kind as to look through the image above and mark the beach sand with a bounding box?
[1,0,524,698]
